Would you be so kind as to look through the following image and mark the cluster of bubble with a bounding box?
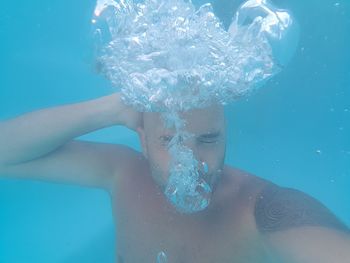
[156,251,167,263]
[92,0,299,213]
[161,111,212,213]
[93,0,299,111]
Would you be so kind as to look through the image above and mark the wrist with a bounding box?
[90,93,126,127]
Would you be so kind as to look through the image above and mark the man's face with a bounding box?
[138,105,227,192]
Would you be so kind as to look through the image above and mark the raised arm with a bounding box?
[0,93,142,191]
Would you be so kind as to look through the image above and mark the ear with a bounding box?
[136,126,148,159]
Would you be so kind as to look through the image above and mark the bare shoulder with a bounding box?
[223,166,349,234]
[107,143,145,180]
[222,166,269,197]
[109,145,147,184]
[218,166,270,213]
[254,183,349,234]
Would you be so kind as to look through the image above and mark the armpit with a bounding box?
[254,184,349,233]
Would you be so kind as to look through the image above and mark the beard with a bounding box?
[148,159,225,213]
[150,163,223,191]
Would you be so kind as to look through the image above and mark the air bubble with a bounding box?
[92,0,298,112]
[156,251,167,263]
[202,161,209,174]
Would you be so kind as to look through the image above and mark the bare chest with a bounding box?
[112,184,267,263]
[112,163,270,262]
[114,215,268,263]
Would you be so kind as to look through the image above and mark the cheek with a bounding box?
[146,142,171,172]
[147,139,226,176]
[198,143,226,171]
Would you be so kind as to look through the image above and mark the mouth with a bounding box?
[165,185,212,214]
[163,168,213,214]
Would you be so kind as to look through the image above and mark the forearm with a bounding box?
[0,93,125,166]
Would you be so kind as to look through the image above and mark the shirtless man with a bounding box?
[0,93,349,263]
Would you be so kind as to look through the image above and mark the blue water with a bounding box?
[0,0,349,262]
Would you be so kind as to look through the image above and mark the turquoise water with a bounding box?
[0,0,349,262]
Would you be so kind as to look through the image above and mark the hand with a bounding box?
[102,92,143,132]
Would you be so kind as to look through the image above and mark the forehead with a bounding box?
[143,105,225,135]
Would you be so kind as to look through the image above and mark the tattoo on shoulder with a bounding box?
[254,184,349,233]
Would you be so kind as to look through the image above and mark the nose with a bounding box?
[183,142,208,175]
[174,135,209,175]
[182,139,201,160]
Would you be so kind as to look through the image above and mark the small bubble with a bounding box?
[157,251,167,263]
[316,149,322,155]
[201,162,209,174]
[334,2,340,7]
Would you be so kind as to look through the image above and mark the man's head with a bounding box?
[137,104,227,192]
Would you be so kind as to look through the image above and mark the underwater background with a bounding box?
[0,0,349,262]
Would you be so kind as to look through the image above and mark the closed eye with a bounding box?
[198,138,219,144]
[159,135,173,143]
[198,132,221,143]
